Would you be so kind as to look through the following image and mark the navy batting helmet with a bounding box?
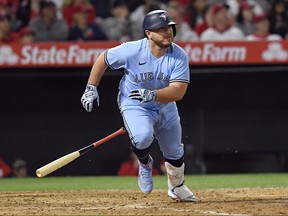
[143,10,177,37]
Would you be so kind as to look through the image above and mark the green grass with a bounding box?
[1,173,288,191]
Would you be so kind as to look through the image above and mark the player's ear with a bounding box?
[145,30,151,38]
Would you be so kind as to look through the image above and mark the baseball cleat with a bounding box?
[138,155,154,193]
[168,185,197,202]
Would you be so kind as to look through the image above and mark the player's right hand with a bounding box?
[81,84,99,112]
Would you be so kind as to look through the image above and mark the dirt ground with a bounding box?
[1,188,288,216]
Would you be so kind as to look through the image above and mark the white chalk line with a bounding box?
[194,210,253,216]
[81,204,253,216]
[6,205,254,215]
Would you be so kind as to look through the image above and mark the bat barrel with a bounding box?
[36,151,80,177]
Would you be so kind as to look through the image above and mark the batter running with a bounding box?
[81,9,196,202]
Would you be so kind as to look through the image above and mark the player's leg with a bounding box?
[121,107,156,193]
[155,110,197,202]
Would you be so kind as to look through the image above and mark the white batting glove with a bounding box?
[81,84,99,112]
[129,89,157,105]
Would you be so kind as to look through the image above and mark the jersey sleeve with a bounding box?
[170,50,190,84]
[104,43,127,70]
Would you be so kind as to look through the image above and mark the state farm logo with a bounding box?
[0,44,104,66]
[0,45,19,64]
[20,45,104,65]
[184,42,288,63]
[262,42,288,61]
[184,43,247,62]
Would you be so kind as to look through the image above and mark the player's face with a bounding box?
[148,25,174,48]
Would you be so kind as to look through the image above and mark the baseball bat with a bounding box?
[36,127,126,178]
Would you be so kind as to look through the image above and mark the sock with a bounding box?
[139,156,149,165]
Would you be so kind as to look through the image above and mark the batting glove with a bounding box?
[81,84,99,112]
[129,89,157,105]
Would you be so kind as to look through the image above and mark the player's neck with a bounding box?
[149,41,169,59]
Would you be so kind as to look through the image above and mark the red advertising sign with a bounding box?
[1,41,288,68]
[179,41,288,65]
[0,42,119,68]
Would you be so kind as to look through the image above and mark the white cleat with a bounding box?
[168,184,197,202]
[138,156,154,193]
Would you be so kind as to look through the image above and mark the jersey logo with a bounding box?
[139,62,147,65]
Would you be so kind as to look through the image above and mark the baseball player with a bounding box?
[81,9,196,202]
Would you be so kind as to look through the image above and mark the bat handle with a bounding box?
[78,127,126,155]
[93,127,126,148]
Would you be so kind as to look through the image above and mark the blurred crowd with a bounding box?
[0,0,287,44]
[0,157,28,178]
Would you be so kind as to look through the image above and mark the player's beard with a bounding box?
[151,36,173,49]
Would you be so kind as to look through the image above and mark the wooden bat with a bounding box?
[36,127,126,178]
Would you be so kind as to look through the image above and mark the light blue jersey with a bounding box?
[105,38,190,110]
[104,38,189,160]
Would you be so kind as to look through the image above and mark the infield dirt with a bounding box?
[1,188,288,215]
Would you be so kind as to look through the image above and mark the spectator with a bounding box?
[16,0,41,29]
[117,152,160,176]
[62,0,96,27]
[0,0,9,14]
[68,3,106,41]
[73,0,95,24]
[29,0,69,42]
[226,0,267,18]
[96,0,132,42]
[185,0,208,30]
[234,1,255,36]
[122,0,145,13]
[0,157,12,178]
[90,0,113,19]
[194,3,213,37]
[268,0,288,38]
[62,0,74,26]
[18,26,34,44]
[200,2,244,41]
[90,0,143,19]
[0,0,21,31]
[49,0,65,19]
[0,11,19,43]
[12,158,28,178]
[167,1,198,41]
[159,158,167,175]
[246,13,282,40]
[130,0,167,40]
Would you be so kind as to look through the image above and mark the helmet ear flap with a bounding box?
[172,25,176,37]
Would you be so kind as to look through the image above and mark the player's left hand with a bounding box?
[81,84,99,112]
[129,89,157,105]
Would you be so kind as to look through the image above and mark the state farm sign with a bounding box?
[20,45,104,65]
[184,43,246,63]
[1,41,288,68]
[20,44,106,66]
[0,42,119,68]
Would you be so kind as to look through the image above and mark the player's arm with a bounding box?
[81,51,108,112]
[129,82,188,104]
[87,51,108,86]
[155,82,188,102]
